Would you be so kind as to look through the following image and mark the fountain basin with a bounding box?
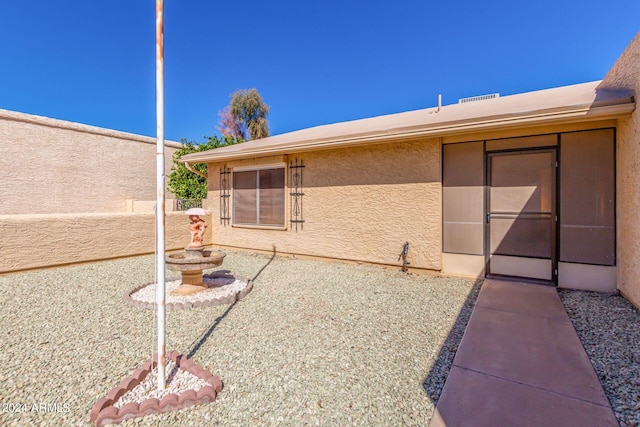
[165,248,225,271]
[165,248,226,295]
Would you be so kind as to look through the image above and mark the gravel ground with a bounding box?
[0,251,480,426]
[559,290,640,427]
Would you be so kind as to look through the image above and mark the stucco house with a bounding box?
[182,33,640,308]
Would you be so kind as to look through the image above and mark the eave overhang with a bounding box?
[182,87,635,164]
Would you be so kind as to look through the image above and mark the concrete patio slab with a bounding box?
[475,279,569,321]
[430,366,619,427]
[430,279,618,427]
[453,305,610,405]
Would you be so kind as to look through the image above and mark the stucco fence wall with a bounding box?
[205,138,442,270]
[0,109,199,274]
[603,32,640,308]
[0,212,211,274]
[0,109,180,215]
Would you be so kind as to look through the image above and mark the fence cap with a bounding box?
[185,208,209,216]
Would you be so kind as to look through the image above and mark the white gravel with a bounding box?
[130,275,248,305]
[559,289,640,427]
[113,360,209,408]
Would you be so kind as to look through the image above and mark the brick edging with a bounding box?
[90,350,222,426]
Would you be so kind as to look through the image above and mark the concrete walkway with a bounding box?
[430,279,618,427]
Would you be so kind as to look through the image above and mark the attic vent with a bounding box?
[458,93,500,104]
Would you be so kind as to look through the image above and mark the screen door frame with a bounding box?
[485,148,558,283]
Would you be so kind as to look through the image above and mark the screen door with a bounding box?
[487,149,556,281]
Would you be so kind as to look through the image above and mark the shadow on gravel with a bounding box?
[186,301,237,359]
[251,245,277,282]
[185,248,277,359]
[422,279,483,405]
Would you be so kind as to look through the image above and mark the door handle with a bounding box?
[486,212,491,223]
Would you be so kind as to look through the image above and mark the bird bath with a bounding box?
[125,207,252,308]
[165,207,225,296]
[166,247,225,296]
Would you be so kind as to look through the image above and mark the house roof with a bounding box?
[182,81,635,164]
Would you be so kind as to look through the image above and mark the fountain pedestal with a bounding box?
[166,246,226,296]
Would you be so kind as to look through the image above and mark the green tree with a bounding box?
[219,88,270,140]
[168,135,238,200]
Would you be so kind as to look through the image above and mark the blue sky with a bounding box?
[0,1,638,143]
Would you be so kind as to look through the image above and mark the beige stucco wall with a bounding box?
[0,109,194,273]
[206,138,442,270]
[0,212,211,273]
[0,109,180,215]
[603,32,640,307]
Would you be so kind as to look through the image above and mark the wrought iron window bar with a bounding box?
[289,158,305,231]
[220,165,231,225]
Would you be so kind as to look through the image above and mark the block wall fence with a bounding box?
[0,110,210,273]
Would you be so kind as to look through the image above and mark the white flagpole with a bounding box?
[155,0,166,390]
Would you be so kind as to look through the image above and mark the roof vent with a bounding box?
[458,93,500,104]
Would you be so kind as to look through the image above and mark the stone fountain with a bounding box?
[166,208,226,296]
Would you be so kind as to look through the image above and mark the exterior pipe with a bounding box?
[398,241,410,272]
[155,0,166,391]
[184,161,208,179]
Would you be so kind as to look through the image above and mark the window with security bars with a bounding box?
[233,167,285,227]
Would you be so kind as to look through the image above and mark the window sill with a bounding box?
[232,224,287,231]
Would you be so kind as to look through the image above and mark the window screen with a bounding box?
[442,141,484,255]
[233,171,257,224]
[258,169,285,226]
[233,168,285,227]
[560,129,615,265]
